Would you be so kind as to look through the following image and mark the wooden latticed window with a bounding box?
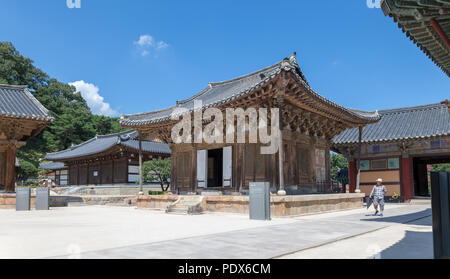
[244,144,269,187]
[176,152,191,188]
[113,159,127,183]
[298,148,310,176]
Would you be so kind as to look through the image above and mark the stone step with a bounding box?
[170,207,189,212]
[175,202,200,206]
[167,207,189,215]
[67,202,88,207]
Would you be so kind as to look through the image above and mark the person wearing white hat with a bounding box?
[370,178,387,217]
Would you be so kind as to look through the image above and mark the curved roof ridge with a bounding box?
[175,86,212,106]
[46,137,98,156]
[46,129,171,160]
[176,55,294,106]
[120,106,175,119]
[96,130,135,139]
[0,84,28,89]
[47,130,134,156]
[209,61,283,87]
[379,103,444,114]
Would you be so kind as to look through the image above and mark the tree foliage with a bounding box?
[142,158,171,192]
[431,164,450,172]
[0,42,125,179]
[330,153,348,180]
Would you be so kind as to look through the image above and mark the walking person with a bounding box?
[370,178,387,217]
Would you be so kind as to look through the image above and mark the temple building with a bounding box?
[120,54,381,194]
[333,102,450,202]
[0,84,54,192]
[45,130,170,186]
[39,162,69,186]
[381,0,450,76]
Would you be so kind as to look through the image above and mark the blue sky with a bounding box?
[1,0,448,116]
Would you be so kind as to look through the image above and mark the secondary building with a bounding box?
[45,130,171,186]
[0,84,54,192]
[120,54,381,194]
[39,162,69,186]
[333,102,450,202]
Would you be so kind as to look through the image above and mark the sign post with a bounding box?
[16,187,31,211]
[36,187,50,211]
[249,182,271,221]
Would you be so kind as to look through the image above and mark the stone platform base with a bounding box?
[0,194,36,209]
[137,195,179,210]
[137,193,366,217]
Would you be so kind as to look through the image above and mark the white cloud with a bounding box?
[156,41,169,50]
[69,80,118,116]
[133,34,169,57]
[134,35,154,47]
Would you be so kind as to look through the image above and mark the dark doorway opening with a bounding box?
[413,155,450,197]
[207,149,223,187]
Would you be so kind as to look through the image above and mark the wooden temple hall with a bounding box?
[0,84,54,192]
[120,54,381,195]
[45,131,170,186]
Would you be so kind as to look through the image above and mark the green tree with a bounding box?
[431,164,450,172]
[142,158,171,191]
[330,153,348,180]
[15,159,38,181]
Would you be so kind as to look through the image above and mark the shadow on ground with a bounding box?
[361,209,432,224]
[379,230,433,259]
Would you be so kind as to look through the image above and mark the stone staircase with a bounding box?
[166,195,204,215]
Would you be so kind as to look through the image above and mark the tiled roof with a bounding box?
[381,0,450,76]
[46,130,171,161]
[39,162,67,170]
[0,84,54,121]
[120,54,380,126]
[333,103,450,145]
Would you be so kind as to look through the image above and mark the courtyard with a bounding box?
[0,202,432,259]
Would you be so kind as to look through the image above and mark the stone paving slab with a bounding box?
[278,216,433,259]
[60,204,431,259]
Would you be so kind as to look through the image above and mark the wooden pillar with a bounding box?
[348,160,356,193]
[402,156,413,202]
[5,147,17,192]
[138,132,143,194]
[277,94,286,196]
[355,127,363,193]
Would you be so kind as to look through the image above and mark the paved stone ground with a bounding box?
[0,203,431,259]
[71,204,431,259]
[277,215,433,259]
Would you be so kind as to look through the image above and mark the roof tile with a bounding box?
[333,103,450,145]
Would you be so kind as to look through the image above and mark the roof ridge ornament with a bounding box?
[281,52,298,70]
[289,52,297,64]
